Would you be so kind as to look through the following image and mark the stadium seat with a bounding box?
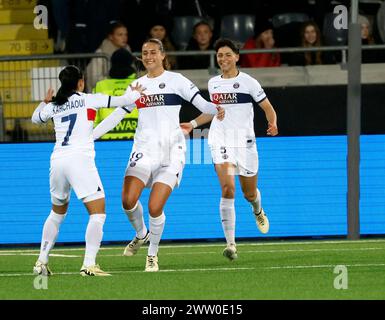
[172,16,203,50]
[272,12,309,28]
[323,12,348,46]
[220,14,255,44]
[377,0,385,43]
[271,12,310,50]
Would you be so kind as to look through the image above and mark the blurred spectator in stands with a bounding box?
[86,22,131,92]
[288,21,324,66]
[359,15,385,63]
[147,18,178,69]
[240,19,281,68]
[93,48,138,140]
[359,15,375,45]
[179,21,215,69]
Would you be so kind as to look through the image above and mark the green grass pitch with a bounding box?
[1,239,385,300]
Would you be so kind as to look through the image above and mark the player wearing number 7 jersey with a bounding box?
[31,65,144,276]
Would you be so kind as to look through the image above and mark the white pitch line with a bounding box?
[0,253,81,258]
[267,263,385,270]
[159,247,384,255]
[1,238,385,254]
[1,263,385,277]
[50,254,81,258]
[0,247,384,258]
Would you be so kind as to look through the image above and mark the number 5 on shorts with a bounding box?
[61,114,77,146]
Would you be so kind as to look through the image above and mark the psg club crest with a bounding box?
[233,82,240,89]
[159,83,166,89]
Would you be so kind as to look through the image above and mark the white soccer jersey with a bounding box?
[127,71,200,154]
[208,72,267,148]
[32,91,140,158]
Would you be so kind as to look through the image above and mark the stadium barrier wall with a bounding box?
[0,135,384,245]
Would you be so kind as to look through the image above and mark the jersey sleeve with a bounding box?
[176,74,200,103]
[31,102,54,124]
[84,93,111,109]
[93,107,128,140]
[248,77,267,103]
[85,91,141,110]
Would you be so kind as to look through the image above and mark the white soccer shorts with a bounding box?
[210,145,259,177]
[124,145,185,190]
[49,153,105,204]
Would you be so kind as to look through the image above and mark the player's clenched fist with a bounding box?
[267,123,278,136]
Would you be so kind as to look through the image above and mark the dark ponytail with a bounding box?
[52,65,83,105]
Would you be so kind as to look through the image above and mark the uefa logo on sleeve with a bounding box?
[159,83,166,89]
[233,83,240,89]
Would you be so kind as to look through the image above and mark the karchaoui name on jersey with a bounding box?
[52,98,86,114]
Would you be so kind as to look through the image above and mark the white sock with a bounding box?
[148,213,166,257]
[250,189,262,214]
[83,214,106,267]
[220,198,236,246]
[124,201,147,239]
[38,210,66,264]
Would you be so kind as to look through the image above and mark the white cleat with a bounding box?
[223,244,238,261]
[255,208,269,234]
[80,264,111,276]
[33,260,52,276]
[145,255,159,272]
[123,231,150,257]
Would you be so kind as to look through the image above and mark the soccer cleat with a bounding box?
[223,244,238,261]
[145,255,159,272]
[255,208,269,234]
[33,260,52,276]
[123,231,150,257]
[80,264,111,276]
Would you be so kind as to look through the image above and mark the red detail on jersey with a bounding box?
[87,108,96,121]
[211,94,220,104]
[135,97,146,109]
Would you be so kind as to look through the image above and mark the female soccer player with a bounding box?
[181,38,278,261]
[93,38,223,272]
[31,65,144,276]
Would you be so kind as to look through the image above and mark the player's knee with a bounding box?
[148,202,163,217]
[122,193,139,211]
[222,184,235,198]
[122,198,137,211]
[243,190,257,202]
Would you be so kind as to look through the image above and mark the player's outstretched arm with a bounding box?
[180,113,215,135]
[93,107,127,140]
[258,98,278,136]
[191,94,222,115]
[109,83,145,111]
